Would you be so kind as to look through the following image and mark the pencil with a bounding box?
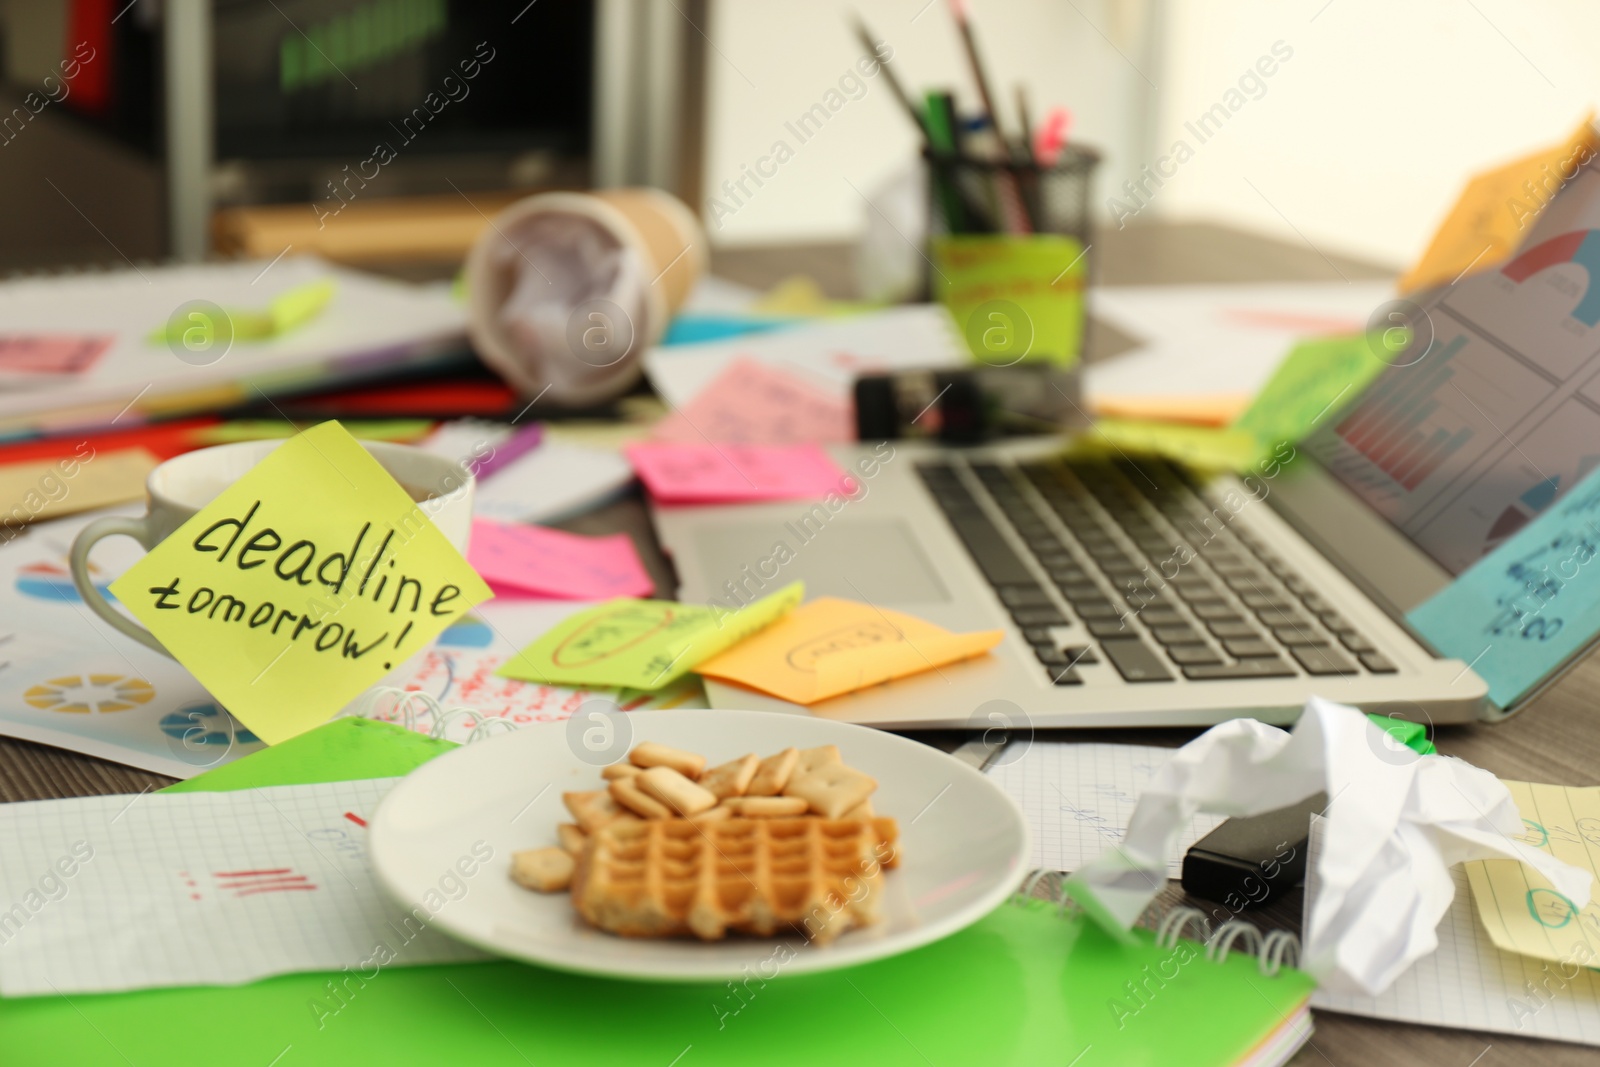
[946,0,1036,232]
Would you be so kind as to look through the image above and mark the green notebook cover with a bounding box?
[0,720,1315,1067]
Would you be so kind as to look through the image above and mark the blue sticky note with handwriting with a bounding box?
[1408,466,1600,707]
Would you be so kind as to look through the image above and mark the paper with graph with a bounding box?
[1465,780,1600,964]
[0,779,484,996]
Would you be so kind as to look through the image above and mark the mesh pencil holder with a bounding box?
[923,143,1100,241]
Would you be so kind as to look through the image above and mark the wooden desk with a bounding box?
[2,221,1592,1063]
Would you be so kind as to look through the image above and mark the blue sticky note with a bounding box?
[1408,466,1600,707]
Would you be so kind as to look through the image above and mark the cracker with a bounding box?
[841,797,875,820]
[636,766,719,816]
[795,744,842,774]
[563,790,624,834]
[511,847,575,892]
[688,803,733,825]
[746,747,799,796]
[733,796,809,817]
[557,823,588,855]
[784,763,877,819]
[601,763,642,780]
[700,754,759,799]
[610,776,673,819]
[628,741,707,779]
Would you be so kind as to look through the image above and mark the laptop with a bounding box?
[652,168,1600,731]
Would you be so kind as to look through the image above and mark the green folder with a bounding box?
[0,720,1315,1066]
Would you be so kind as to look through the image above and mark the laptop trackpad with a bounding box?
[694,520,950,604]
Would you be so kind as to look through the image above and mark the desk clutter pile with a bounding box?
[7,110,1600,1064]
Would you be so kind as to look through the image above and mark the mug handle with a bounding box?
[69,515,169,656]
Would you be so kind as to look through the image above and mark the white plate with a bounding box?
[369,709,1029,981]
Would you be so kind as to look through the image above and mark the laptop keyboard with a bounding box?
[917,456,1395,686]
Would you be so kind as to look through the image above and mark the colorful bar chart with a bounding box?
[1334,336,1473,490]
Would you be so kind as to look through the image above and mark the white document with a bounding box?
[984,742,1225,875]
[1063,698,1591,996]
[1308,820,1600,1047]
[470,438,635,524]
[643,304,966,409]
[0,779,486,996]
[1085,281,1395,404]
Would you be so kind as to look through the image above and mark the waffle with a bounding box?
[571,815,896,943]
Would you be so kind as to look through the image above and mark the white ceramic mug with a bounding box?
[69,439,475,657]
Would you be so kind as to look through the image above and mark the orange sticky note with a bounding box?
[695,597,1002,705]
[1399,115,1599,294]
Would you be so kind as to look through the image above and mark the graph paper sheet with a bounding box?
[1308,819,1600,1046]
[984,742,1227,876]
[0,778,486,996]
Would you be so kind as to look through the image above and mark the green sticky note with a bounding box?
[932,235,1086,367]
[1231,331,1399,452]
[1077,330,1400,473]
[1073,418,1264,471]
[148,278,335,344]
[195,419,436,445]
[498,582,804,690]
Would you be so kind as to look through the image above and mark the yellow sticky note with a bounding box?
[1399,115,1598,294]
[497,582,803,691]
[108,421,491,744]
[1071,418,1263,472]
[1465,781,1600,964]
[695,597,1003,705]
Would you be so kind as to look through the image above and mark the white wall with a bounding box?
[703,0,1600,271]
[701,0,1159,246]
[1117,0,1599,269]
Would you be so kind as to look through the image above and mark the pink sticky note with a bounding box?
[0,335,113,375]
[468,518,655,600]
[652,357,854,444]
[625,442,855,504]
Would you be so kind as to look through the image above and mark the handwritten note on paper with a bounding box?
[1466,781,1600,964]
[108,422,492,744]
[467,518,653,600]
[497,582,803,690]
[1399,115,1598,295]
[695,596,1002,704]
[0,335,114,375]
[1408,465,1600,708]
[651,357,853,445]
[625,442,854,504]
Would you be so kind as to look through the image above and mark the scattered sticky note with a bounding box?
[695,596,1003,705]
[497,582,803,690]
[108,421,492,744]
[1072,418,1263,471]
[148,278,336,344]
[651,357,853,444]
[1408,464,1600,708]
[1231,331,1397,450]
[625,443,854,504]
[1465,780,1600,964]
[933,234,1087,366]
[1400,115,1599,294]
[0,335,113,375]
[1076,331,1397,472]
[468,518,653,600]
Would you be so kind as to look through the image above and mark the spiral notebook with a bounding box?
[0,720,1316,1066]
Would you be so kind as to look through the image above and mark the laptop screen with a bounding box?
[1303,164,1600,576]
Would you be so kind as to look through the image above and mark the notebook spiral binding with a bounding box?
[1013,869,1301,977]
[343,686,518,744]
